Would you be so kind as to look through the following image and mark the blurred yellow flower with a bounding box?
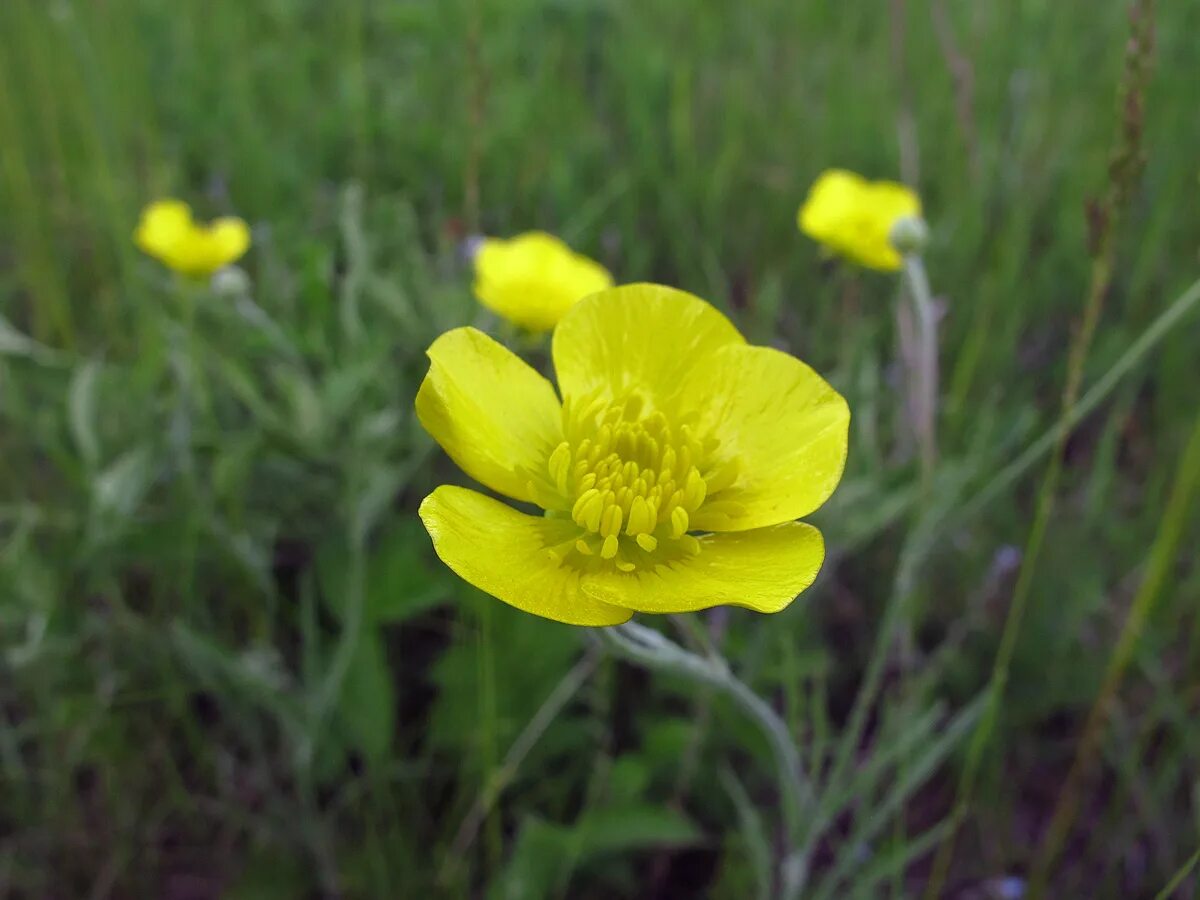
[798,170,922,271]
[134,199,250,278]
[417,283,849,625]
[473,231,613,332]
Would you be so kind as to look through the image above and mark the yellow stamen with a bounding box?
[550,392,728,571]
[626,496,654,536]
[600,504,623,538]
[548,441,572,494]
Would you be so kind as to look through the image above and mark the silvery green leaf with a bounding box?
[68,359,103,468]
[0,315,68,365]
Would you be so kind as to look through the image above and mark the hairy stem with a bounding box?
[598,620,812,899]
[902,254,939,492]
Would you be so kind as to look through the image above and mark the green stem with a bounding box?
[172,277,205,611]
[1154,847,1200,900]
[599,621,812,898]
[440,648,603,887]
[901,254,939,492]
[302,520,367,771]
[796,522,926,861]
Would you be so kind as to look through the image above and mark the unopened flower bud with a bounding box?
[210,264,251,297]
[889,215,929,257]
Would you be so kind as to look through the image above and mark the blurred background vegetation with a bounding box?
[1,0,1198,897]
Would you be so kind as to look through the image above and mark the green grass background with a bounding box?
[1,0,1198,897]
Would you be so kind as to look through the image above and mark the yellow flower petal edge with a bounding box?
[417,283,849,624]
[134,198,251,278]
[420,486,633,626]
[415,327,564,504]
[420,487,821,621]
[135,199,192,260]
[686,343,850,531]
[473,231,613,333]
[552,282,745,410]
[209,217,252,266]
[798,169,921,272]
[582,522,824,615]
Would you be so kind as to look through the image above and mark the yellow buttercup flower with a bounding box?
[134,199,251,278]
[417,283,850,626]
[473,231,613,332]
[798,170,922,272]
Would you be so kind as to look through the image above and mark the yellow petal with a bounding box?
[135,200,251,278]
[798,170,865,240]
[207,217,251,269]
[865,180,922,223]
[552,283,745,411]
[582,522,825,615]
[420,485,632,626]
[474,231,613,332]
[134,199,193,260]
[172,217,253,278]
[415,327,564,503]
[688,343,849,531]
[798,169,921,272]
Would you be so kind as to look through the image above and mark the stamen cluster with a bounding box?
[544,394,738,571]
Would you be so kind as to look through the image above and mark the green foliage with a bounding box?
[334,626,395,767]
[429,594,585,772]
[2,0,1199,897]
[491,805,702,900]
[319,520,450,626]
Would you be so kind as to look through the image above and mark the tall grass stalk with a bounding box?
[952,277,1200,529]
[440,647,602,887]
[925,2,1157,892]
[344,0,371,178]
[1027,407,1200,897]
[0,23,73,347]
[462,0,484,232]
[1154,847,1200,900]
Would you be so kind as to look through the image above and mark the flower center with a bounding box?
[542,393,738,572]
